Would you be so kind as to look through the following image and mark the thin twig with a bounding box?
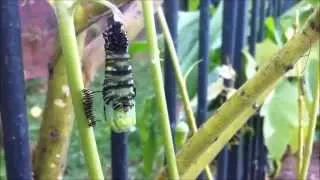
[157,7,213,180]
[300,42,320,180]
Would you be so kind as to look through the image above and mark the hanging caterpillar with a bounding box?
[102,18,136,133]
[81,88,97,127]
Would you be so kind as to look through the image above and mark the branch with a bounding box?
[32,49,75,179]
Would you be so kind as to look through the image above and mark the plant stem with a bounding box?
[53,2,104,179]
[157,7,197,135]
[141,1,179,179]
[157,7,213,180]
[91,0,125,21]
[32,48,75,179]
[296,58,305,177]
[157,7,320,179]
[300,42,320,180]
[33,17,88,178]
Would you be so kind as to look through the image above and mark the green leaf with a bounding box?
[280,0,313,19]
[305,0,320,6]
[261,80,309,160]
[177,11,200,75]
[188,0,200,11]
[255,39,280,67]
[183,60,201,80]
[265,17,284,47]
[0,150,6,179]
[242,49,257,80]
[175,121,189,150]
[190,67,225,110]
[128,40,148,54]
[137,96,162,177]
[176,2,223,98]
[304,43,320,102]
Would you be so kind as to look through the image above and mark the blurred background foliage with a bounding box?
[0,0,319,179]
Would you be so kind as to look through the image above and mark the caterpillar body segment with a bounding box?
[102,19,136,133]
[81,88,97,127]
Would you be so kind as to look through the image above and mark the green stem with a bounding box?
[91,0,125,21]
[157,7,320,179]
[300,43,320,180]
[156,7,197,133]
[141,1,179,179]
[53,2,104,179]
[296,60,305,177]
[156,7,213,180]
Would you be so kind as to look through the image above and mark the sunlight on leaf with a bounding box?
[265,17,284,47]
[256,39,279,67]
[261,80,309,160]
[242,49,257,80]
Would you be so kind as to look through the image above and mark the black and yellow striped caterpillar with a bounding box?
[81,88,97,127]
[102,19,136,132]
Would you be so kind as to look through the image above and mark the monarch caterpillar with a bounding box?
[102,19,136,133]
[81,88,97,127]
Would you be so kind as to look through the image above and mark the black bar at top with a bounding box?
[216,1,238,180]
[180,0,188,11]
[249,0,260,56]
[221,0,237,65]
[164,0,179,145]
[257,0,266,42]
[232,0,248,87]
[0,0,32,179]
[227,1,248,180]
[243,1,261,179]
[197,0,211,179]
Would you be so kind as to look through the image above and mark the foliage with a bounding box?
[173,2,223,98]
[240,1,320,174]
[0,150,5,179]
[247,1,320,164]
[261,79,309,160]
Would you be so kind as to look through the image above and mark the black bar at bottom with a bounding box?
[0,0,32,179]
[111,132,128,180]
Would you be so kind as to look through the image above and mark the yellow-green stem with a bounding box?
[91,0,125,21]
[300,43,320,180]
[296,60,305,177]
[141,1,179,179]
[53,2,104,179]
[156,7,213,180]
[156,7,197,133]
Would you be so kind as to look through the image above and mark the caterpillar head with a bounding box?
[103,20,128,54]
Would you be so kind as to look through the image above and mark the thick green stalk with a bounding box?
[157,7,320,179]
[32,52,74,180]
[141,1,179,179]
[300,43,320,180]
[53,2,104,179]
[156,7,213,180]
